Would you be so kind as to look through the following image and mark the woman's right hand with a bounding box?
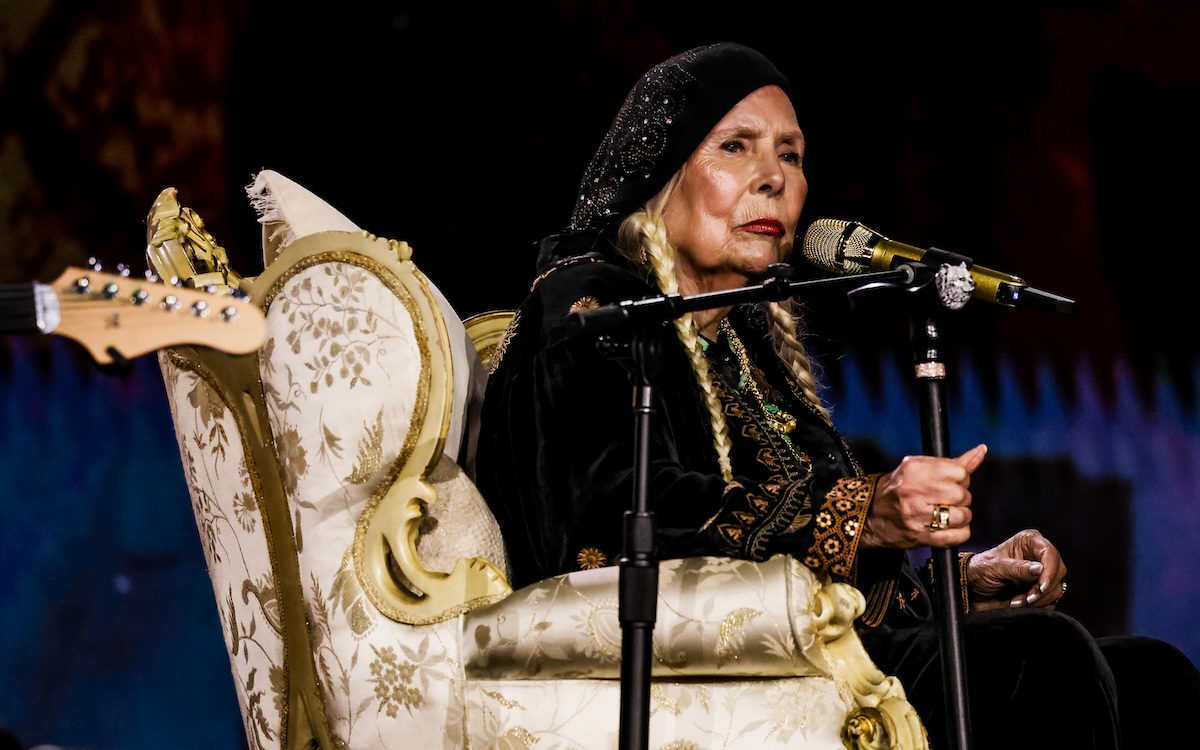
[858,444,987,549]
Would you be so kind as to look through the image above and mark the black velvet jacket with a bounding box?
[475,253,937,628]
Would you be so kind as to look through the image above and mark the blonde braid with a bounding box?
[763,299,831,421]
[620,200,735,482]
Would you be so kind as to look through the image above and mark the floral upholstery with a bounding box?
[150,170,928,750]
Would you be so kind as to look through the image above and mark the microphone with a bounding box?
[802,218,1074,313]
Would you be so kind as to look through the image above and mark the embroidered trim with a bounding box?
[712,482,808,561]
[957,551,974,614]
[859,578,897,628]
[720,318,796,435]
[529,254,606,292]
[922,551,975,615]
[708,365,813,485]
[488,310,519,376]
[804,474,876,578]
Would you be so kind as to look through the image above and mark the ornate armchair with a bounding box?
[148,169,928,750]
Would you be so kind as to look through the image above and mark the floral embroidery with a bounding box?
[577,547,608,569]
[569,295,600,315]
[804,475,874,578]
[368,645,423,717]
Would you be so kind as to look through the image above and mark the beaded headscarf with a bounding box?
[537,42,793,271]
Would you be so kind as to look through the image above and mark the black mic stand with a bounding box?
[574,266,915,750]
[847,271,974,750]
[597,323,660,750]
[912,309,973,750]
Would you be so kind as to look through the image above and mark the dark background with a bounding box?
[2,1,1198,748]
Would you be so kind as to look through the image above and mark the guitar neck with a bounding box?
[0,281,51,335]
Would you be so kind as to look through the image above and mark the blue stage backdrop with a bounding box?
[0,339,244,749]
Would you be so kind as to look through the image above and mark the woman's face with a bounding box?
[662,85,806,296]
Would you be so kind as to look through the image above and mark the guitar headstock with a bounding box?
[49,266,266,365]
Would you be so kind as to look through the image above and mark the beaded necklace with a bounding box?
[718,317,797,436]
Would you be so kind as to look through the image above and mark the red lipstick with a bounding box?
[741,219,784,236]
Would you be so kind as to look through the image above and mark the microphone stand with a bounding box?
[846,273,974,750]
[573,266,915,750]
[599,324,660,750]
[912,308,973,750]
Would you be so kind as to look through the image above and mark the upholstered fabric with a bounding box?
[245,169,486,475]
[160,356,287,750]
[465,678,851,748]
[466,555,831,680]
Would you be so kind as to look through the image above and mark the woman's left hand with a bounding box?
[965,528,1068,611]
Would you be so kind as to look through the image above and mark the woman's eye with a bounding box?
[780,151,802,165]
[721,140,745,153]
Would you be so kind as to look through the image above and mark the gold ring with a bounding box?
[929,504,951,531]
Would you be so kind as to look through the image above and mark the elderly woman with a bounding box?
[475,42,1198,750]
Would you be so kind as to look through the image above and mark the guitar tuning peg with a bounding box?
[87,257,103,271]
[144,269,160,283]
[116,263,131,277]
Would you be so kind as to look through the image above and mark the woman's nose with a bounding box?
[756,157,785,193]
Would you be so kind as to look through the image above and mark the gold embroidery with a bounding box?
[709,369,811,485]
[717,524,746,544]
[569,295,600,315]
[651,684,685,716]
[720,318,796,435]
[807,475,875,578]
[859,577,898,628]
[577,547,608,569]
[482,687,526,710]
[500,727,539,745]
[704,366,816,558]
[488,310,519,375]
[345,409,385,484]
[732,510,758,525]
[715,607,763,662]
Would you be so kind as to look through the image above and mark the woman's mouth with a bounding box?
[741,219,784,237]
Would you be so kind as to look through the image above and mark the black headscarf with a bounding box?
[536,42,794,273]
